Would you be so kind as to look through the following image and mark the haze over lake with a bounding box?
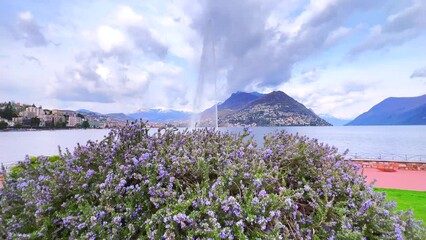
[1,126,426,167]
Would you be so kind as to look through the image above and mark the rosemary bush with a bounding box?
[0,122,424,239]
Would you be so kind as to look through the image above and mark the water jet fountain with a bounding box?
[190,19,218,129]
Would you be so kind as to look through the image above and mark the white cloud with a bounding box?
[116,5,144,26]
[95,64,110,80]
[18,11,33,21]
[15,11,48,47]
[96,25,127,53]
[324,27,352,46]
[351,1,426,56]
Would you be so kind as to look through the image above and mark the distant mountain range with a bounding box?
[73,93,426,126]
[319,115,351,126]
[347,95,426,125]
[128,109,191,122]
[78,91,333,126]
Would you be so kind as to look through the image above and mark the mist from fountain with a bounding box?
[190,19,217,128]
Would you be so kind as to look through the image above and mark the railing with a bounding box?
[349,152,426,162]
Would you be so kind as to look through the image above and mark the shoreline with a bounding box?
[0,127,108,132]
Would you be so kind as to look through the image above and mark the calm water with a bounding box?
[222,126,426,162]
[0,129,110,167]
[1,126,425,166]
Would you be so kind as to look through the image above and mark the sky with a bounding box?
[1,0,425,119]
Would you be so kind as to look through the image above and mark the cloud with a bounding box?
[15,11,48,47]
[410,66,426,78]
[190,0,383,96]
[118,6,169,59]
[96,25,127,53]
[127,26,168,58]
[48,51,189,108]
[48,60,114,103]
[350,1,426,56]
[23,55,42,66]
[88,6,168,65]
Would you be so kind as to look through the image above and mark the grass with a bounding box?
[376,188,426,224]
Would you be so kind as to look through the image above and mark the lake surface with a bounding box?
[0,129,110,167]
[221,126,426,162]
[1,126,425,166]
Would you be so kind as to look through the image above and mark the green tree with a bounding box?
[0,121,8,129]
[30,117,41,128]
[55,121,66,128]
[81,121,90,129]
[0,102,17,120]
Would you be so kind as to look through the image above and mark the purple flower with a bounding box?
[173,213,191,228]
[132,157,139,165]
[358,199,373,216]
[394,225,403,240]
[141,153,150,160]
[259,190,267,197]
[304,185,311,192]
[86,169,95,178]
[284,198,293,207]
[253,178,262,189]
[77,223,86,230]
[113,216,122,226]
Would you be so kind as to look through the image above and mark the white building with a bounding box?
[1,117,15,127]
[21,106,45,118]
[12,117,23,124]
[26,106,44,117]
[67,116,83,127]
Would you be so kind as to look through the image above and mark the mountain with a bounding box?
[128,109,191,122]
[347,95,426,125]
[220,91,331,126]
[319,114,351,126]
[219,91,264,111]
[202,92,263,117]
[76,109,102,115]
[105,113,133,121]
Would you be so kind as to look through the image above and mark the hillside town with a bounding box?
[0,102,127,129]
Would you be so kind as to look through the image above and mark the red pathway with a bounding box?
[362,168,426,191]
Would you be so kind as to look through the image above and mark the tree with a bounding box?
[30,117,41,128]
[0,102,17,120]
[0,121,8,129]
[55,121,66,128]
[81,121,90,129]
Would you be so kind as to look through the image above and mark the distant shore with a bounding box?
[0,127,109,132]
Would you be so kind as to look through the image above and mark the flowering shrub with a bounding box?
[0,122,425,239]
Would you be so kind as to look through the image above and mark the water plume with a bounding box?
[190,19,218,128]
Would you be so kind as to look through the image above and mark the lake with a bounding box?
[1,126,425,167]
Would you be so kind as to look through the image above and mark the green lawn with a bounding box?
[376,188,426,224]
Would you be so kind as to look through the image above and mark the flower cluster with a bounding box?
[0,122,424,239]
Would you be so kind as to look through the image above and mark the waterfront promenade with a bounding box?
[362,168,426,191]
